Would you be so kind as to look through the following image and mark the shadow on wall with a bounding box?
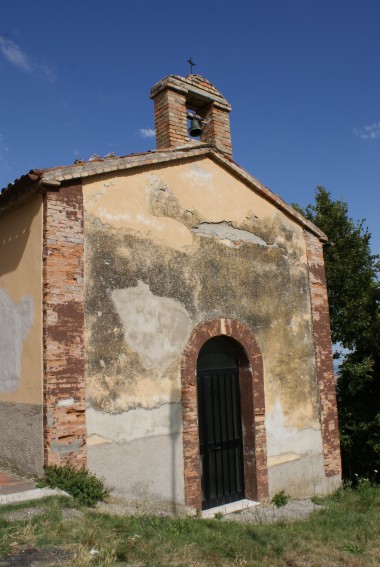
[0,197,40,277]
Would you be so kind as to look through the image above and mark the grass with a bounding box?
[0,485,379,566]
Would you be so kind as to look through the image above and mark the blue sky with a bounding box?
[1,0,379,254]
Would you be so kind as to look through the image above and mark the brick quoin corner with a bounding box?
[43,182,87,469]
[305,231,342,478]
[181,318,268,510]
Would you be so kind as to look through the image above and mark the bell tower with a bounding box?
[150,74,232,158]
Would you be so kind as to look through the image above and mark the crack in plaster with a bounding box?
[87,402,183,444]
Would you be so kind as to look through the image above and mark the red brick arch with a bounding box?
[181,318,268,510]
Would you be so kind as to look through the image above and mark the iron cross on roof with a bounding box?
[187,58,196,74]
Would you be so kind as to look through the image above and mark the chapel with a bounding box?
[0,73,341,512]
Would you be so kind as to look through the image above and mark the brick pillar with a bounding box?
[201,104,232,158]
[153,89,189,149]
[305,230,341,478]
[43,182,86,469]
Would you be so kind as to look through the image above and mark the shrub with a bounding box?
[271,490,290,508]
[356,477,377,510]
[39,464,109,506]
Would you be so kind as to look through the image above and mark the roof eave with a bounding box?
[1,147,327,241]
[0,171,44,217]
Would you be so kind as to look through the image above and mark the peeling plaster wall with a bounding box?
[0,289,34,394]
[265,399,340,496]
[0,196,44,474]
[111,282,191,369]
[83,157,326,501]
[87,403,185,502]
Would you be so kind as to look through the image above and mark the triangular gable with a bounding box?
[0,144,326,240]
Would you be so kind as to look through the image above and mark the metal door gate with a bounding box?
[197,368,245,510]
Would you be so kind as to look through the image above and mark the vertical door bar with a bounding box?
[198,368,244,510]
[234,370,245,496]
[223,372,233,497]
[229,370,237,495]
[210,374,218,500]
[217,371,226,498]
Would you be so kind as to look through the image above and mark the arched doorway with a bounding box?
[197,336,244,510]
[181,318,268,511]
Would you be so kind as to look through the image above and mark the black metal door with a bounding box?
[198,368,245,510]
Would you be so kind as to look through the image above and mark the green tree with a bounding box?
[297,187,380,482]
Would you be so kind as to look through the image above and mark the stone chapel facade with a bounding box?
[0,74,341,512]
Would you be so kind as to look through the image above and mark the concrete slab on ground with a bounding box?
[0,487,69,505]
[0,472,35,495]
[0,469,68,505]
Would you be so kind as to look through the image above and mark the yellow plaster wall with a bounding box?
[83,158,304,255]
[83,158,315,426]
[0,195,43,404]
[83,156,326,497]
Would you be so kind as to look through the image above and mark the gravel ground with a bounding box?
[2,507,84,523]
[96,497,191,518]
[1,507,47,522]
[96,497,323,524]
[0,547,72,567]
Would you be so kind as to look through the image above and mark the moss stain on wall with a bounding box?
[83,159,320,456]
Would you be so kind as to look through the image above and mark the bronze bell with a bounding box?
[189,117,202,137]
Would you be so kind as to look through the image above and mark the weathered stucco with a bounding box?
[0,401,44,476]
[83,157,326,500]
[87,403,185,503]
[112,282,191,369]
[0,195,44,474]
[87,403,183,445]
[0,289,34,393]
[87,433,185,504]
[0,195,43,404]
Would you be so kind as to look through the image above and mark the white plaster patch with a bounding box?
[112,281,191,369]
[87,433,112,446]
[182,163,214,187]
[267,453,301,467]
[265,399,323,459]
[86,403,183,443]
[192,222,270,248]
[290,316,301,335]
[0,289,34,393]
[57,398,75,407]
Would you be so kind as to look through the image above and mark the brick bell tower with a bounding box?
[150,74,232,158]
